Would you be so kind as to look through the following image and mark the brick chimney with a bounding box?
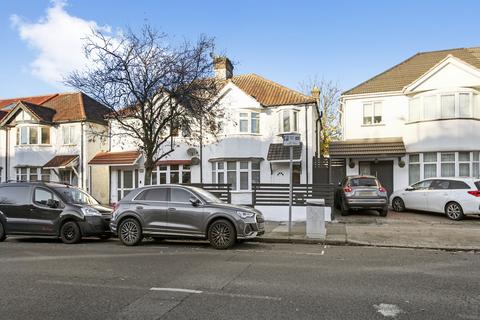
[214,56,233,80]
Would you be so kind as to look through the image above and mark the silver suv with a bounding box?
[110,185,265,249]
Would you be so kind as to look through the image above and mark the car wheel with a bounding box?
[208,219,236,250]
[379,207,388,217]
[60,221,82,244]
[340,199,350,216]
[0,222,6,242]
[392,197,405,212]
[445,202,464,221]
[119,218,143,246]
[98,234,111,240]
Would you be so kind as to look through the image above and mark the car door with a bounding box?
[0,185,32,233]
[426,180,450,213]
[403,180,432,211]
[29,187,63,235]
[166,187,205,236]
[133,187,169,234]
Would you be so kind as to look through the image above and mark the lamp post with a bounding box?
[282,132,301,236]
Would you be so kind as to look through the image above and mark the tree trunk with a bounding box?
[144,157,155,186]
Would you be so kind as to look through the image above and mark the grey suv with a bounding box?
[110,185,265,249]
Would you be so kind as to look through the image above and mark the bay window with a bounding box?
[17,126,50,145]
[440,95,455,119]
[423,152,437,179]
[441,153,455,177]
[458,152,470,177]
[16,167,50,182]
[410,151,480,181]
[278,109,299,133]
[212,160,261,191]
[473,152,480,178]
[409,154,420,184]
[238,111,260,134]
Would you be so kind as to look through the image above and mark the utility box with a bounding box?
[306,199,326,240]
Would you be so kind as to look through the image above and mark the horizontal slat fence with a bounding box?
[187,183,232,203]
[252,183,334,206]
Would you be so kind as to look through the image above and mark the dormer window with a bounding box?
[278,109,299,133]
[16,126,50,145]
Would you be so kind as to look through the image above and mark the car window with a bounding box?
[411,180,432,190]
[0,186,30,205]
[170,188,194,203]
[349,178,378,187]
[448,180,470,189]
[430,180,449,190]
[475,181,480,190]
[34,188,60,207]
[136,188,168,201]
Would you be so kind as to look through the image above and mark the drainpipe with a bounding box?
[80,122,84,189]
[5,127,9,181]
[200,116,203,183]
[304,104,309,184]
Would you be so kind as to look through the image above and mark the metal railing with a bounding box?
[187,183,232,203]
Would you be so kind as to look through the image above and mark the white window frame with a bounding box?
[146,164,191,185]
[278,109,299,133]
[16,126,51,146]
[362,101,382,125]
[117,169,139,200]
[16,167,50,182]
[212,160,261,191]
[62,125,76,145]
[408,154,420,184]
[238,111,260,134]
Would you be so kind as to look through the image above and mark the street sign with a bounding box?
[282,133,301,146]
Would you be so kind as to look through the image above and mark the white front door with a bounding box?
[117,169,139,200]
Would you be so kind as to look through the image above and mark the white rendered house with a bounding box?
[0,93,110,202]
[332,47,480,194]
[89,57,321,205]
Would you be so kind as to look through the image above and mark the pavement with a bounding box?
[258,209,480,251]
[1,238,480,319]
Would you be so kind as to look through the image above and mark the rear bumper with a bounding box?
[345,198,388,209]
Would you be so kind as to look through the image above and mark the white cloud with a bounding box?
[11,0,111,86]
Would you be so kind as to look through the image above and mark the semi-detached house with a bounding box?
[0,92,110,201]
[89,57,321,205]
[332,47,480,194]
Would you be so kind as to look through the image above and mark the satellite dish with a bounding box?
[187,147,198,157]
[191,157,200,165]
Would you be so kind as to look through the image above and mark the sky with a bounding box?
[1,0,480,99]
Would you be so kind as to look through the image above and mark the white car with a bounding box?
[390,177,480,220]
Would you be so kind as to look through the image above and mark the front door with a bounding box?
[30,187,62,235]
[359,161,394,196]
[117,169,139,201]
[166,187,205,236]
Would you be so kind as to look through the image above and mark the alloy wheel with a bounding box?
[121,220,140,245]
[392,198,404,212]
[446,203,462,220]
[210,223,231,248]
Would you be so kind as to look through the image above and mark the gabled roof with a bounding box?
[343,47,480,96]
[0,92,110,124]
[229,74,316,107]
[43,155,79,168]
[89,151,142,165]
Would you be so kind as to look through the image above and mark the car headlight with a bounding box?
[81,207,101,216]
[236,211,255,219]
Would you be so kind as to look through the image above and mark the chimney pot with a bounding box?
[311,86,320,99]
[214,56,234,80]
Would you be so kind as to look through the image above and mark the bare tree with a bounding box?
[299,77,341,156]
[66,25,222,184]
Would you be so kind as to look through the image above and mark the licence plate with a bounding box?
[358,192,376,196]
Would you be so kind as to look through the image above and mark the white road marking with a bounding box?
[204,291,282,301]
[150,287,203,294]
[374,304,403,318]
[321,250,325,255]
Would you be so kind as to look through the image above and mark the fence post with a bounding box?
[252,184,256,206]
[227,184,231,203]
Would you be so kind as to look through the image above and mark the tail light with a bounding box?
[344,186,353,193]
[379,187,386,193]
[467,191,480,197]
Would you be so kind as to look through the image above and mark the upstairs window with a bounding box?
[238,112,260,134]
[17,126,50,145]
[62,126,76,145]
[278,110,299,133]
[363,102,382,125]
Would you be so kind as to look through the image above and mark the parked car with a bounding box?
[110,184,265,249]
[390,178,480,220]
[334,175,389,216]
[0,181,112,244]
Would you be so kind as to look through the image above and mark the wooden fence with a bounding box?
[252,183,335,206]
[188,183,232,203]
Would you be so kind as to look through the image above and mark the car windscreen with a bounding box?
[349,178,378,187]
[476,181,480,190]
[190,187,223,203]
[54,187,99,205]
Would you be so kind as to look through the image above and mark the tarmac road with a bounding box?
[0,237,479,319]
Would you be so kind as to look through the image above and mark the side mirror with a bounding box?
[189,197,201,207]
[47,198,59,208]
[337,182,342,186]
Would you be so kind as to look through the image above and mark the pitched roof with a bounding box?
[343,47,480,96]
[89,151,141,165]
[229,74,316,106]
[43,155,79,168]
[267,143,303,161]
[0,92,110,124]
[329,138,406,157]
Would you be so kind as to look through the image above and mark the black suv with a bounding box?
[0,182,112,244]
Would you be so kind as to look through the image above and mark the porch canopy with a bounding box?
[89,151,141,166]
[329,138,406,158]
[43,155,79,169]
[267,143,302,163]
